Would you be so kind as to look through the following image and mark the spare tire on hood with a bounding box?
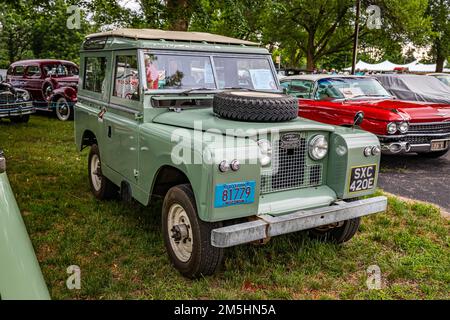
[213,91,298,122]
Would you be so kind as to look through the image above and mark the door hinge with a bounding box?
[135,112,143,121]
[133,169,139,179]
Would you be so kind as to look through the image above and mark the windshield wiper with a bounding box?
[350,94,392,98]
[180,87,217,95]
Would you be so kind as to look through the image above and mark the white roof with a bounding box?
[86,28,258,46]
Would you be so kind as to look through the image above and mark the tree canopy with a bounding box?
[0,0,448,71]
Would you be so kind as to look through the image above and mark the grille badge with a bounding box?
[280,132,301,149]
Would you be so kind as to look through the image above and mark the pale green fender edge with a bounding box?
[0,172,50,300]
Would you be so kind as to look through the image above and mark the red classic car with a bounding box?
[280,75,450,158]
[6,59,79,121]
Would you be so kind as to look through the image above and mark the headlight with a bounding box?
[15,90,30,101]
[218,160,230,172]
[387,122,397,134]
[364,147,372,157]
[398,122,409,133]
[0,152,6,173]
[309,135,328,160]
[257,139,272,166]
[372,146,381,156]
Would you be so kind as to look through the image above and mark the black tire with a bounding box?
[88,144,118,200]
[418,149,449,158]
[213,91,298,122]
[162,184,224,278]
[54,97,73,121]
[10,115,30,123]
[308,217,361,244]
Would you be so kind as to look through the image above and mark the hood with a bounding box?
[342,99,450,122]
[152,108,335,137]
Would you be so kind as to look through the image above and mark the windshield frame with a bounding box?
[139,49,281,94]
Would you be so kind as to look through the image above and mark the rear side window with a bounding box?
[13,66,25,76]
[113,55,140,101]
[26,65,41,77]
[83,57,107,93]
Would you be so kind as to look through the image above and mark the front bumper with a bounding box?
[378,133,450,154]
[0,102,35,118]
[211,196,387,248]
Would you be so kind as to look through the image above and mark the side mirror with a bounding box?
[353,111,365,128]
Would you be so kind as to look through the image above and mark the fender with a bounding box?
[51,86,78,103]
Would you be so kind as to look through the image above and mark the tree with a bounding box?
[426,0,450,72]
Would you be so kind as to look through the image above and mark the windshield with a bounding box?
[315,77,391,100]
[143,52,278,91]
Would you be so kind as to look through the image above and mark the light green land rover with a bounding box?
[74,29,387,278]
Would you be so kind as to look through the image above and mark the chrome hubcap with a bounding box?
[90,154,102,191]
[57,99,70,120]
[168,204,193,262]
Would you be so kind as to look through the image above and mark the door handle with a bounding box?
[108,126,112,138]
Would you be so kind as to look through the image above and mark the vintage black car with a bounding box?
[0,81,34,123]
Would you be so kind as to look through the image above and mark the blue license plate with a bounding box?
[214,181,256,208]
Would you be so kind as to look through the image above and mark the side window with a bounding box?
[6,67,13,75]
[26,65,41,77]
[290,80,313,98]
[113,55,140,101]
[14,66,25,76]
[84,57,107,93]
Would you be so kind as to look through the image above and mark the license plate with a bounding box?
[214,181,256,208]
[348,165,376,193]
[431,140,449,151]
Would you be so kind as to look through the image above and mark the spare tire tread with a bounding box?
[213,91,298,122]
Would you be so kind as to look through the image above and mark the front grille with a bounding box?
[409,122,450,134]
[260,133,323,194]
[404,135,450,145]
[0,93,15,108]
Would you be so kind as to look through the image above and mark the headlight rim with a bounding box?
[387,122,398,134]
[398,121,409,134]
[309,134,328,160]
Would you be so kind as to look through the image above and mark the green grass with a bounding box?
[1,115,449,300]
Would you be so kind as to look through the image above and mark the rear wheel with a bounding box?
[88,144,117,200]
[162,184,224,278]
[308,217,361,244]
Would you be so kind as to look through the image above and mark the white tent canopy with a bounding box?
[345,60,450,73]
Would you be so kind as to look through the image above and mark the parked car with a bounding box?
[0,81,34,123]
[375,74,450,105]
[75,29,387,278]
[427,73,450,87]
[6,59,79,121]
[281,75,450,158]
[0,150,50,299]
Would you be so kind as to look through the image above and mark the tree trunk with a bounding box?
[306,32,316,71]
[166,0,190,31]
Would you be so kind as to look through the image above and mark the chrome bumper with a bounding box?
[0,102,35,117]
[211,196,388,248]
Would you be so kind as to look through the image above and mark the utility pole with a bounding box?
[351,0,361,75]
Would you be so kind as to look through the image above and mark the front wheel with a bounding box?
[88,144,117,200]
[10,115,30,123]
[162,184,224,278]
[55,97,73,121]
[308,217,361,244]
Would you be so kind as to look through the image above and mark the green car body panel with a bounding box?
[0,155,50,300]
[75,30,383,224]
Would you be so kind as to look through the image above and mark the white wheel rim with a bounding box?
[167,203,193,263]
[90,154,102,192]
[56,98,70,120]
